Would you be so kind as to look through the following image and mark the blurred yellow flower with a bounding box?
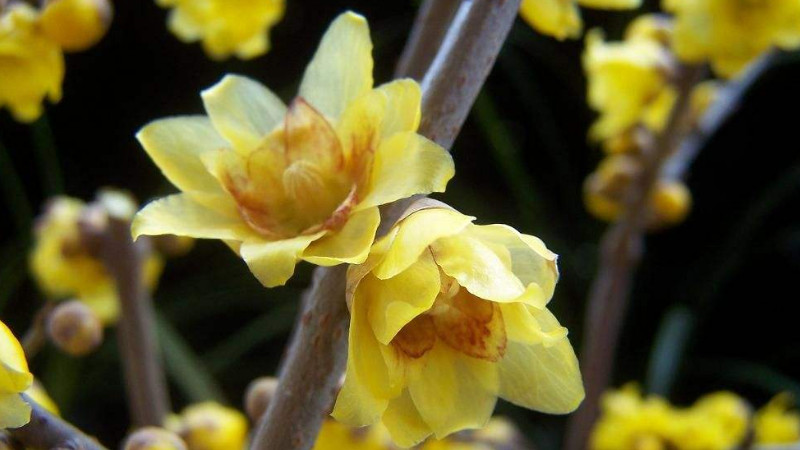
[132,12,455,288]
[0,3,64,123]
[519,0,642,40]
[333,203,583,447]
[165,402,247,450]
[754,394,800,444]
[25,380,59,416]
[591,386,750,450]
[156,0,284,60]
[664,0,800,78]
[30,196,164,324]
[40,0,112,52]
[583,16,676,144]
[313,420,391,450]
[0,320,33,429]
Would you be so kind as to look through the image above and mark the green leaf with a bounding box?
[645,306,695,396]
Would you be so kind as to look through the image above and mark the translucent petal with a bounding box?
[372,208,473,280]
[298,12,373,119]
[0,392,32,429]
[201,74,287,152]
[132,193,256,242]
[331,368,387,426]
[0,321,29,376]
[302,207,381,266]
[382,390,433,448]
[356,132,454,211]
[501,303,568,346]
[136,116,227,194]
[239,232,325,288]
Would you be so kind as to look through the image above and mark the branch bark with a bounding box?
[9,394,107,450]
[248,1,521,449]
[80,205,170,427]
[564,64,705,450]
[395,0,462,81]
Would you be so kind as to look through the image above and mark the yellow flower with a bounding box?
[156,0,284,60]
[313,420,391,450]
[165,402,247,450]
[0,3,64,123]
[132,12,455,288]
[583,17,676,144]
[40,0,112,52]
[0,320,33,429]
[671,392,750,450]
[583,154,641,222]
[754,394,800,444]
[333,202,583,447]
[519,0,642,40]
[665,0,800,78]
[30,195,164,324]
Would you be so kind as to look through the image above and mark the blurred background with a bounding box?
[1,0,799,447]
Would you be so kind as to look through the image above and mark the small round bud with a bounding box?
[123,427,187,450]
[648,180,692,228]
[47,300,103,356]
[166,403,248,450]
[584,155,641,222]
[244,377,278,422]
[40,0,112,52]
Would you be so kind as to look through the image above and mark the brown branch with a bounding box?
[564,64,705,450]
[21,302,55,359]
[395,0,462,81]
[9,394,107,450]
[80,205,170,427]
[248,2,521,449]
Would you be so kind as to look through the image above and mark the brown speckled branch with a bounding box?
[10,394,107,450]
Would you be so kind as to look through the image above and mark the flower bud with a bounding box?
[648,180,692,228]
[123,427,187,450]
[40,0,112,52]
[244,377,278,423]
[584,155,641,222]
[166,402,248,450]
[47,300,103,356]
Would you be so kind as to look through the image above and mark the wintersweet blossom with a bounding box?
[0,320,32,429]
[40,0,112,52]
[0,3,64,122]
[165,402,247,450]
[754,394,800,445]
[664,0,800,78]
[30,196,163,323]
[519,0,642,40]
[333,202,583,447]
[132,12,454,288]
[155,0,284,60]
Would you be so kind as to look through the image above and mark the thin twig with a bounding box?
[21,302,55,359]
[9,394,107,450]
[248,2,521,449]
[395,0,461,81]
[564,64,705,450]
[81,208,170,427]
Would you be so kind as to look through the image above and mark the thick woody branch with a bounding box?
[80,206,170,427]
[9,394,107,450]
[395,0,462,81]
[249,2,521,449]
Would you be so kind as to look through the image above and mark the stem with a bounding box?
[564,64,705,450]
[248,2,521,449]
[31,113,65,196]
[21,303,55,359]
[9,394,108,450]
[82,211,170,427]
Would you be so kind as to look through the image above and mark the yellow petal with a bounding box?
[372,208,473,280]
[136,116,227,193]
[0,321,29,377]
[201,74,287,152]
[239,232,325,288]
[331,366,388,427]
[298,12,373,120]
[498,311,584,413]
[362,251,440,345]
[0,392,32,429]
[407,344,497,439]
[431,233,526,302]
[383,390,433,448]
[578,0,642,9]
[132,193,256,242]
[519,0,582,40]
[501,303,568,346]
[356,132,454,211]
[302,207,380,266]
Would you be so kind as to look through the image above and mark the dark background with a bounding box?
[2,0,799,448]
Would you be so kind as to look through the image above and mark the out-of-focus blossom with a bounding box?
[155,0,284,60]
[333,201,583,447]
[0,321,32,429]
[40,0,112,52]
[519,0,642,40]
[313,420,392,450]
[0,3,64,122]
[46,300,104,356]
[664,0,800,78]
[754,394,800,445]
[30,195,164,324]
[165,402,248,450]
[132,12,454,288]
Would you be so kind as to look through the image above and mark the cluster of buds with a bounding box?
[581,15,721,230]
